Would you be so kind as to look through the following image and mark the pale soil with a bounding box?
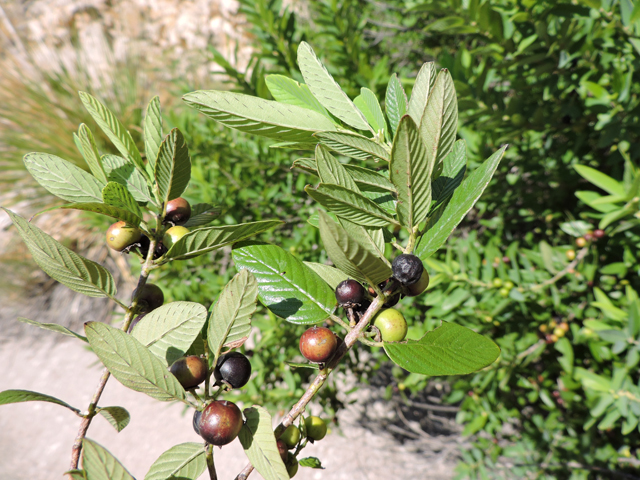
[0,335,461,480]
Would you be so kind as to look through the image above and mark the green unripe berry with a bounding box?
[504,281,514,290]
[106,221,143,252]
[304,416,327,441]
[492,278,503,288]
[163,226,189,250]
[285,452,298,478]
[499,287,510,298]
[373,308,408,342]
[280,425,301,448]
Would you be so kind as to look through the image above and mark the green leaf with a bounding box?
[339,218,386,260]
[574,165,625,197]
[24,152,104,203]
[144,442,206,480]
[183,90,336,143]
[303,262,350,290]
[207,269,258,359]
[292,157,318,176]
[305,184,399,227]
[183,203,222,228]
[65,469,86,480]
[3,209,117,298]
[299,457,324,469]
[318,211,392,286]
[97,406,130,432]
[390,115,432,230]
[383,321,500,375]
[232,242,336,324]
[102,155,156,205]
[163,220,283,261]
[419,69,458,178]
[131,302,208,366]
[79,92,145,174]
[354,88,388,138]
[144,96,163,174]
[385,73,408,136]
[416,145,507,259]
[265,75,331,118]
[0,389,80,413]
[82,438,135,480]
[315,131,389,162]
[155,128,191,204]
[17,317,87,342]
[102,182,143,219]
[85,322,187,402]
[408,63,437,124]
[431,140,467,208]
[344,165,395,192]
[297,42,371,132]
[239,406,289,480]
[77,124,107,183]
[315,144,359,191]
[55,202,141,226]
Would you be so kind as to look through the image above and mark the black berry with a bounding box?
[335,279,366,307]
[392,254,424,286]
[214,352,252,389]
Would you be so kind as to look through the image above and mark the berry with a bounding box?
[384,291,401,308]
[285,453,298,478]
[553,327,566,338]
[492,278,503,288]
[404,269,429,297]
[169,356,208,389]
[299,326,337,363]
[214,352,252,389]
[106,221,143,252]
[355,299,371,317]
[193,410,202,435]
[576,237,587,247]
[163,226,189,250]
[280,425,301,448]
[197,400,243,446]
[499,287,511,298]
[566,249,576,260]
[392,254,424,286]
[504,281,514,290]
[335,279,366,307]
[132,283,164,313]
[165,197,191,225]
[276,439,288,463]
[593,229,605,239]
[373,308,407,342]
[304,416,327,441]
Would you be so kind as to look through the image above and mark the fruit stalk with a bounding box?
[234,294,385,480]
[67,233,160,474]
[206,444,218,480]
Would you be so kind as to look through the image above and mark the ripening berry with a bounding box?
[165,197,191,225]
[106,221,143,252]
[404,270,430,297]
[169,356,208,389]
[163,226,189,250]
[335,279,366,307]
[132,283,164,313]
[299,327,337,363]
[197,400,243,446]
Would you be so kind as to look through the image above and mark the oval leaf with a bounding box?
[315,144,359,191]
[132,302,208,366]
[183,203,222,228]
[82,438,135,480]
[416,145,507,259]
[305,184,398,227]
[407,62,437,124]
[79,92,145,174]
[265,74,331,118]
[102,181,143,219]
[85,322,187,402]
[239,406,289,480]
[17,317,87,342]
[303,262,350,290]
[3,209,117,298]
[208,269,258,360]
[354,87,388,139]
[23,152,104,203]
[77,124,107,183]
[232,242,336,324]
[182,90,336,143]
[144,96,163,174]
[144,442,206,480]
[54,202,141,226]
[155,128,191,204]
[318,211,392,286]
[385,73,408,136]
[383,321,500,376]
[102,154,156,205]
[297,42,371,132]
[0,389,80,413]
[163,220,283,261]
[315,131,389,162]
[97,406,131,432]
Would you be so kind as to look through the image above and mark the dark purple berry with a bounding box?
[392,254,424,286]
[335,279,366,307]
[214,352,252,389]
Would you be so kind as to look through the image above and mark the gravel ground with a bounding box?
[0,335,461,480]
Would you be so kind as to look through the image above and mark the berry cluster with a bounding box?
[276,415,328,478]
[105,197,192,259]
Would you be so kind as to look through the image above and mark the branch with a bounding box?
[233,295,386,480]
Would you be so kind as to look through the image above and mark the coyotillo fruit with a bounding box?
[165,197,191,225]
[132,283,164,313]
[197,400,243,446]
[169,356,208,389]
[106,221,143,252]
[335,279,366,307]
[392,254,424,286]
[373,308,407,342]
[299,327,337,363]
[214,351,252,389]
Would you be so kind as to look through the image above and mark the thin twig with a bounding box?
[530,247,588,291]
[206,444,218,480]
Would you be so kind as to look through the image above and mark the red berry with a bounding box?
[197,400,243,446]
[299,327,337,363]
[165,198,191,225]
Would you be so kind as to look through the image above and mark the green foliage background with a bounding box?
[7,0,640,478]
